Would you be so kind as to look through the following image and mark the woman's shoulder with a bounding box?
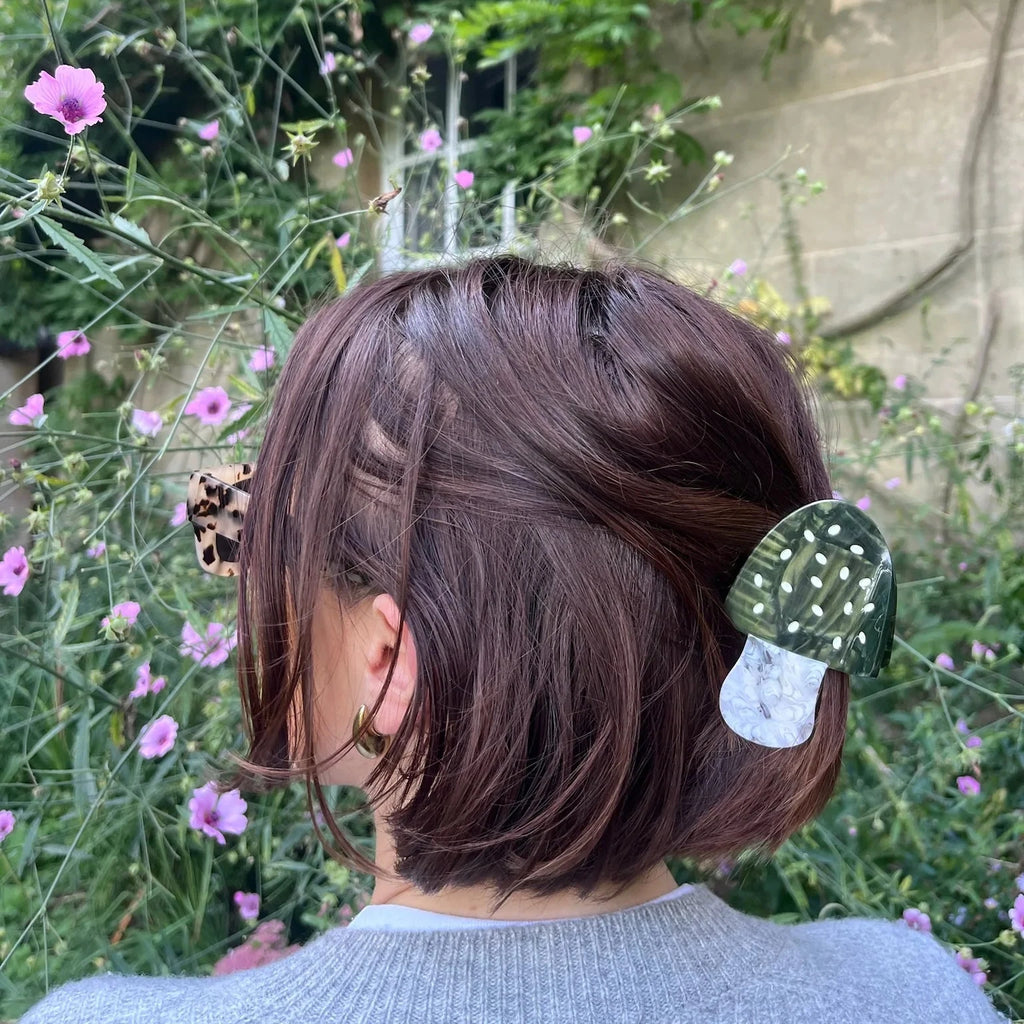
[17,934,328,1024]
[746,910,1009,1023]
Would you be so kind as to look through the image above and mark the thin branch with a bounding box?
[820,0,1020,339]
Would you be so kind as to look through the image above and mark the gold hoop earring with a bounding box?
[352,704,390,759]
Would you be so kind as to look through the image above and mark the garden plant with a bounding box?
[0,1,1022,1020]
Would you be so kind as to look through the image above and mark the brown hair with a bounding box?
[232,256,846,897]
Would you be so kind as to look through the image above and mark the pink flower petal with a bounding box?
[139,714,178,759]
[234,891,261,920]
[248,346,275,372]
[131,408,163,436]
[0,546,30,597]
[56,331,91,360]
[26,65,106,136]
[419,129,442,153]
[956,775,981,796]
[9,393,45,427]
[901,907,931,932]
[184,386,231,426]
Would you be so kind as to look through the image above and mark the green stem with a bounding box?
[47,207,303,326]
[192,840,215,944]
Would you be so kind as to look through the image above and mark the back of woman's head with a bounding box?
[237,256,845,897]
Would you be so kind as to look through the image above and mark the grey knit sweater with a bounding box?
[20,886,1008,1023]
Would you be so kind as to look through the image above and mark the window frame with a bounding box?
[379,55,519,273]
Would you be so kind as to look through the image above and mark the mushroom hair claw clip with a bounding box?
[719,500,897,748]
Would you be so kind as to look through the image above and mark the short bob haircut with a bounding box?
[232,256,847,898]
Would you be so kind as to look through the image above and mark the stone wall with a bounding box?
[643,0,1022,418]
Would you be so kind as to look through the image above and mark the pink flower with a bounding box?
[171,501,188,527]
[86,541,106,558]
[102,600,141,630]
[131,408,163,436]
[958,561,968,572]
[965,735,982,749]
[212,920,300,976]
[775,331,791,345]
[139,714,178,759]
[198,120,220,141]
[188,782,248,844]
[419,128,442,153]
[24,65,106,136]
[332,147,353,168]
[180,621,238,668]
[0,546,30,596]
[955,952,987,987]
[572,125,593,145]
[955,718,969,733]
[319,52,337,75]
[892,374,907,391]
[728,259,747,276]
[901,907,931,932]
[9,393,45,427]
[884,477,901,489]
[454,169,474,189]
[130,661,166,699]
[935,653,955,672]
[409,23,434,45]
[336,232,351,249]
[56,330,91,359]
[0,809,15,841]
[234,891,260,921]
[957,775,981,796]
[248,346,275,372]
[1016,873,1024,893]
[971,640,994,661]
[855,495,871,511]
[1009,894,1024,934]
[185,386,231,426]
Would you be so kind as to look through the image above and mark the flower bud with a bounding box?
[31,170,66,206]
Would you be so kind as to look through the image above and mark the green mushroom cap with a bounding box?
[725,500,897,677]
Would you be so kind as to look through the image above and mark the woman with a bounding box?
[24,257,1006,1022]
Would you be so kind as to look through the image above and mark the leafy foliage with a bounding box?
[0,1,1021,1021]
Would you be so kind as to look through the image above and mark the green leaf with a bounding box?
[228,374,266,401]
[37,216,124,290]
[109,213,152,247]
[328,243,347,294]
[52,578,79,648]
[72,710,98,815]
[125,149,137,202]
[217,397,268,443]
[263,309,295,359]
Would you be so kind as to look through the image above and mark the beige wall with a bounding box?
[643,0,1022,414]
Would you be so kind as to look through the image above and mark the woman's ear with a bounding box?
[364,593,417,736]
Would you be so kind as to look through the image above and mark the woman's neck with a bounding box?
[368,809,680,922]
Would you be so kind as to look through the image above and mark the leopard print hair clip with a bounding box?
[186,463,253,576]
